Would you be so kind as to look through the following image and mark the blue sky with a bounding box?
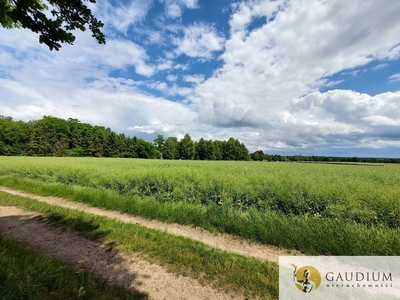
[1,0,400,157]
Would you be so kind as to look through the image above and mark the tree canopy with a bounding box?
[0,115,251,161]
[0,0,105,50]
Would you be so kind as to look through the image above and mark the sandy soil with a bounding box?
[0,186,301,263]
[0,206,243,300]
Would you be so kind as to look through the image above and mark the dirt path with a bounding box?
[0,206,243,300]
[0,186,301,262]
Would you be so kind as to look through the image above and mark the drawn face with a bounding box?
[303,270,310,279]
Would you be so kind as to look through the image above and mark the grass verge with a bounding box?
[0,191,279,299]
[0,234,145,300]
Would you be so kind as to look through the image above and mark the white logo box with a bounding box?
[279,256,400,300]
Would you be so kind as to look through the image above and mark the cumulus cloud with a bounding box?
[209,97,263,128]
[284,90,400,148]
[229,2,254,32]
[128,123,179,134]
[146,81,193,96]
[161,0,199,19]
[188,0,400,153]
[0,29,157,79]
[0,28,181,131]
[1,73,197,134]
[149,81,168,91]
[1,0,400,156]
[173,63,189,70]
[362,116,400,127]
[166,74,178,81]
[173,23,225,58]
[229,0,285,32]
[87,39,155,76]
[167,84,193,96]
[156,59,174,71]
[183,74,205,83]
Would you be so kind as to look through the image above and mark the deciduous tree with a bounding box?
[179,133,195,160]
[163,137,179,159]
[0,0,105,50]
[251,150,264,161]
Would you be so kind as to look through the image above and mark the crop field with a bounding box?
[0,156,399,256]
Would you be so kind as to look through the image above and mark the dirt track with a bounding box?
[0,206,241,299]
[0,186,300,299]
[0,186,300,262]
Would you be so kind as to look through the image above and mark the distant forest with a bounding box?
[0,115,249,160]
[1,115,398,163]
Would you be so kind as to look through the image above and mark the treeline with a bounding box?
[0,116,249,160]
[250,150,400,164]
[2,115,398,163]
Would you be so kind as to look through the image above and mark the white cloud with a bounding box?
[229,0,285,32]
[346,70,360,77]
[183,74,205,83]
[1,0,400,156]
[96,0,154,34]
[147,81,193,96]
[283,90,400,147]
[389,73,400,83]
[156,60,173,71]
[0,27,46,52]
[161,0,199,19]
[0,27,185,132]
[187,0,400,153]
[167,84,193,96]
[1,73,196,133]
[174,63,189,70]
[151,81,168,91]
[173,23,225,58]
[0,79,46,102]
[128,123,179,134]
[146,30,163,44]
[2,30,157,78]
[89,39,155,76]
[165,3,181,18]
[362,115,400,127]
[166,74,178,81]
[229,2,253,32]
[371,64,389,70]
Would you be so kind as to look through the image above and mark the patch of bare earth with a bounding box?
[0,186,302,263]
[0,206,243,300]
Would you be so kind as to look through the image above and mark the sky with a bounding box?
[1,0,400,157]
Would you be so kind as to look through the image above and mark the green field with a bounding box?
[0,156,399,255]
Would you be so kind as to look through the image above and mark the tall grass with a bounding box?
[0,157,399,255]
